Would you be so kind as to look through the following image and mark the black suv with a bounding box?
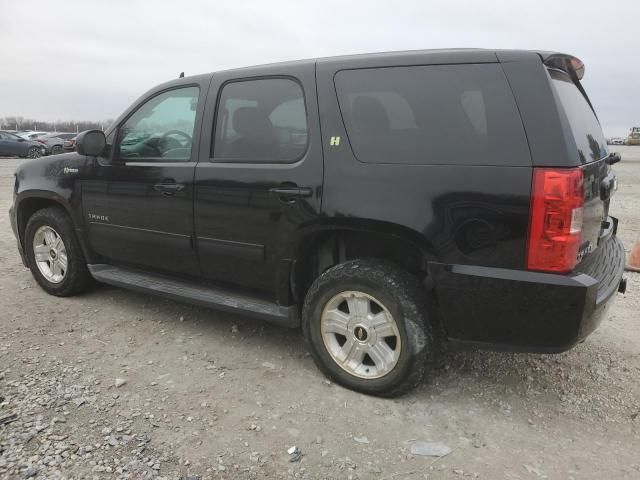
[10,49,626,396]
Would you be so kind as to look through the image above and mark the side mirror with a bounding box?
[76,130,107,157]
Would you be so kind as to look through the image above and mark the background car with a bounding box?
[0,131,46,158]
[37,132,77,155]
[17,131,50,141]
[63,135,77,151]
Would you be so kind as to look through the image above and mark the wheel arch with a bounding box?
[15,192,79,253]
[16,190,71,241]
[291,220,438,305]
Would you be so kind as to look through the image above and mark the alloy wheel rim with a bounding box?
[32,226,67,284]
[28,148,40,158]
[320,290,401,379]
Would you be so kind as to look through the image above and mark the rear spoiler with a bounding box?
[535,50,595,116]
[535,51,585,80]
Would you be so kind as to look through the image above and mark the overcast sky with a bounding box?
[1,0,637,136]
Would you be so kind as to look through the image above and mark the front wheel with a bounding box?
[302,259,435,397]
[25,207,92,296]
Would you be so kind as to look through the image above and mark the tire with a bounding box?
[51,145,63,155]
[24,207,92,297]
[302,259,435,397]
[27,146,41,159]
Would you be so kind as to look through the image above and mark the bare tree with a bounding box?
[0,117,114,133]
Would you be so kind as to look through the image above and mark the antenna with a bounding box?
[179,72,184,78]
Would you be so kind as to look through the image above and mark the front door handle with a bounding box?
[153,183,185,196]
[268,186,313,198]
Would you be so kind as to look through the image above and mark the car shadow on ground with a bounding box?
[73,281,637,423]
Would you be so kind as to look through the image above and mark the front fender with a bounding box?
[13,153,94,262]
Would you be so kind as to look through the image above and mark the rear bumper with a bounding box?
[431,234,626,353]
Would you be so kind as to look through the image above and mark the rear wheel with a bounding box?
[25,207,92,296]
[50,145,63,155]
[27,146,41,159]
[302,259,434,397]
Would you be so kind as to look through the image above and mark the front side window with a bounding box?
[334,64,530,166]
[213,78,308,163]
[117,86,199,161]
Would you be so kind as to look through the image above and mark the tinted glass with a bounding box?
[549,70,607,163]
[213,78,307,163]
[118,86,199,161]
[335,64,530,165]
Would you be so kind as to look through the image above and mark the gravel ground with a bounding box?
[0,148,639,479]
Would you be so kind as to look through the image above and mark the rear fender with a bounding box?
[290,219,439,302]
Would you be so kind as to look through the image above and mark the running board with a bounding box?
[87,264,299,328]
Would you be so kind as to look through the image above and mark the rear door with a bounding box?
[194,63,323,301]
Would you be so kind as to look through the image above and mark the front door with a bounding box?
[82,83,206,276]
[194,64,323,300]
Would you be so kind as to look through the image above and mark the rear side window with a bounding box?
[549,70,607,163]
[213,78,308,163]
[334,64,530,166]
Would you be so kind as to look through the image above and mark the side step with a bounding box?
[87,264,299,328]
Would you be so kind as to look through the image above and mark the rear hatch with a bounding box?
[544,55,616,264]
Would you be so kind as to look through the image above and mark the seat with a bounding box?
[227,107,277,159]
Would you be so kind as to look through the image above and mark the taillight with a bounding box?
[37,139,46,144]
[526,167,584,273]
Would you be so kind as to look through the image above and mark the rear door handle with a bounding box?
[153,183,185,196]
[268,186,313,198]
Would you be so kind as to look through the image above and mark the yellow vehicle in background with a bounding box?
[627,127,640,145]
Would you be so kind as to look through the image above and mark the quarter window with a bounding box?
[213,78,308,163]
[334,64,530,166]
[117,86,199,161]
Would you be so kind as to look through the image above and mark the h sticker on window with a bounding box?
[330,136,341,146]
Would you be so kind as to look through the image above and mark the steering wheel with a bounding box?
[160,130,192,147]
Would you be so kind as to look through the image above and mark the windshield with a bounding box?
[549,69,607,163]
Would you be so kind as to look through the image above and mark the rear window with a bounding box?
[334,64,530,166]
[549,70,607,163]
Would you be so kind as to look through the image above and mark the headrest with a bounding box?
[351,96,390,134]
[232,107,274,140]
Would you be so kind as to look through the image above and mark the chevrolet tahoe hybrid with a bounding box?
[10,49,626,396]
